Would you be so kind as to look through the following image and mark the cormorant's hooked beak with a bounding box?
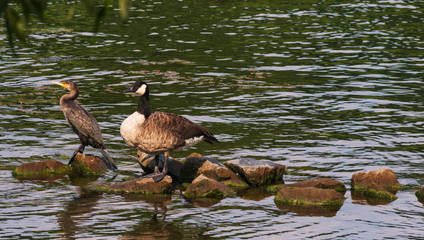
[50,81,67,89]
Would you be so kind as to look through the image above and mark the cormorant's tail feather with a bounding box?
[99,148,118,171]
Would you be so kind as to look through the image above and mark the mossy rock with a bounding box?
[415,187,424,202]
[266,185,284,195]
[222,179,250,189]
[352,186,398,201]
[267,178,347,195]
[12,159,71,180]
[274,187,345,211]
[184,174,236,199]
[87,175,174,195]
[224,158,286,186]
[275,196,344,211]
[70,153,109,178]
[351,168,401,201]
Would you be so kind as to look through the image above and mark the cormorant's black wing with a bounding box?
[62,101,104,146]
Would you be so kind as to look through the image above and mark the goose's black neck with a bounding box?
[137,94,151,117]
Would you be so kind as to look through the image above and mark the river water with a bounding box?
[1,0,424,239]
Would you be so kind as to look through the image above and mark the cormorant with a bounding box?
[51,80,117,170]
[120,81,218,182]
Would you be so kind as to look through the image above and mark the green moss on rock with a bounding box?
[415,188,424,202]
[274,195,343,211]
[86,175,174,195]
[12,159,71,180]
[184,174,236,199]
[274,187,345,211]
[266,185,284,195]
[223,180,249,189]
[353,186,398,201]
[70,153,109,178]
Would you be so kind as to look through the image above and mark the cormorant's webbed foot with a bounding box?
[68,144,85,165]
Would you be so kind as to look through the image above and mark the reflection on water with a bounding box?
[1,0,424,238]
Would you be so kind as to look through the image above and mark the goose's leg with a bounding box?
[151,152,168,182]
[141,152,169,182]
[153,155,160,174]
[68,144,85,165]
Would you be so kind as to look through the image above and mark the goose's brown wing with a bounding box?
[139,112,213,151]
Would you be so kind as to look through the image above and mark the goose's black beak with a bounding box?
[123,87,133,93]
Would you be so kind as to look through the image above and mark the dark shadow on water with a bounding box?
[236,186,272,201]
[123,194,172,222]
[185,197,222,208]
[57,192,103,240]
[275,203,340,217]
[122,195,216,239]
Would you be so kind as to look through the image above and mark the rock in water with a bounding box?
[415,187,424,202]
[224,158,286,186]
[179,155,249,188]
[88,175,173,195]
[12,159,71,180]
[196,160,248,188]
[71,152,109,177]
[274,187,345,211]
[179,156,214,183]
[184,174,235,199]
[267,178,346,195]
[351,168,401,201]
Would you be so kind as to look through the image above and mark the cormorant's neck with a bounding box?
[60,90,79,103]
[137,94,151,117]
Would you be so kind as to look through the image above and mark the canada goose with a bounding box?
[51,80,117,170]
[120,81,218,182]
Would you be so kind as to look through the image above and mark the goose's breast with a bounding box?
[120,112,145,148]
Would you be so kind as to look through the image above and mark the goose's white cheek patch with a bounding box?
[135,84,147,96]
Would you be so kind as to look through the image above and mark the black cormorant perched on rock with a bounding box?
[51,80,117,170]
[120,81,218,182]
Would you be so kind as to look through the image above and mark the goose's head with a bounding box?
[124,81,149,96]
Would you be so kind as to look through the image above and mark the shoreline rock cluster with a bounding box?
[11,152,417,214]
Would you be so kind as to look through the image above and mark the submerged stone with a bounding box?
[237,186,272,201]
[415,187,424,203]
[274,187,345,211]
[224,158,285,186]
[70,153,109,178]
[89,175,173,195]
[12,159,71,180]
[267,178,346,195]
[351,168,401,201]
[184,174,235,199]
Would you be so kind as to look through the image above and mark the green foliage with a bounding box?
[0,0,47,46]
[0,0,131,47]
